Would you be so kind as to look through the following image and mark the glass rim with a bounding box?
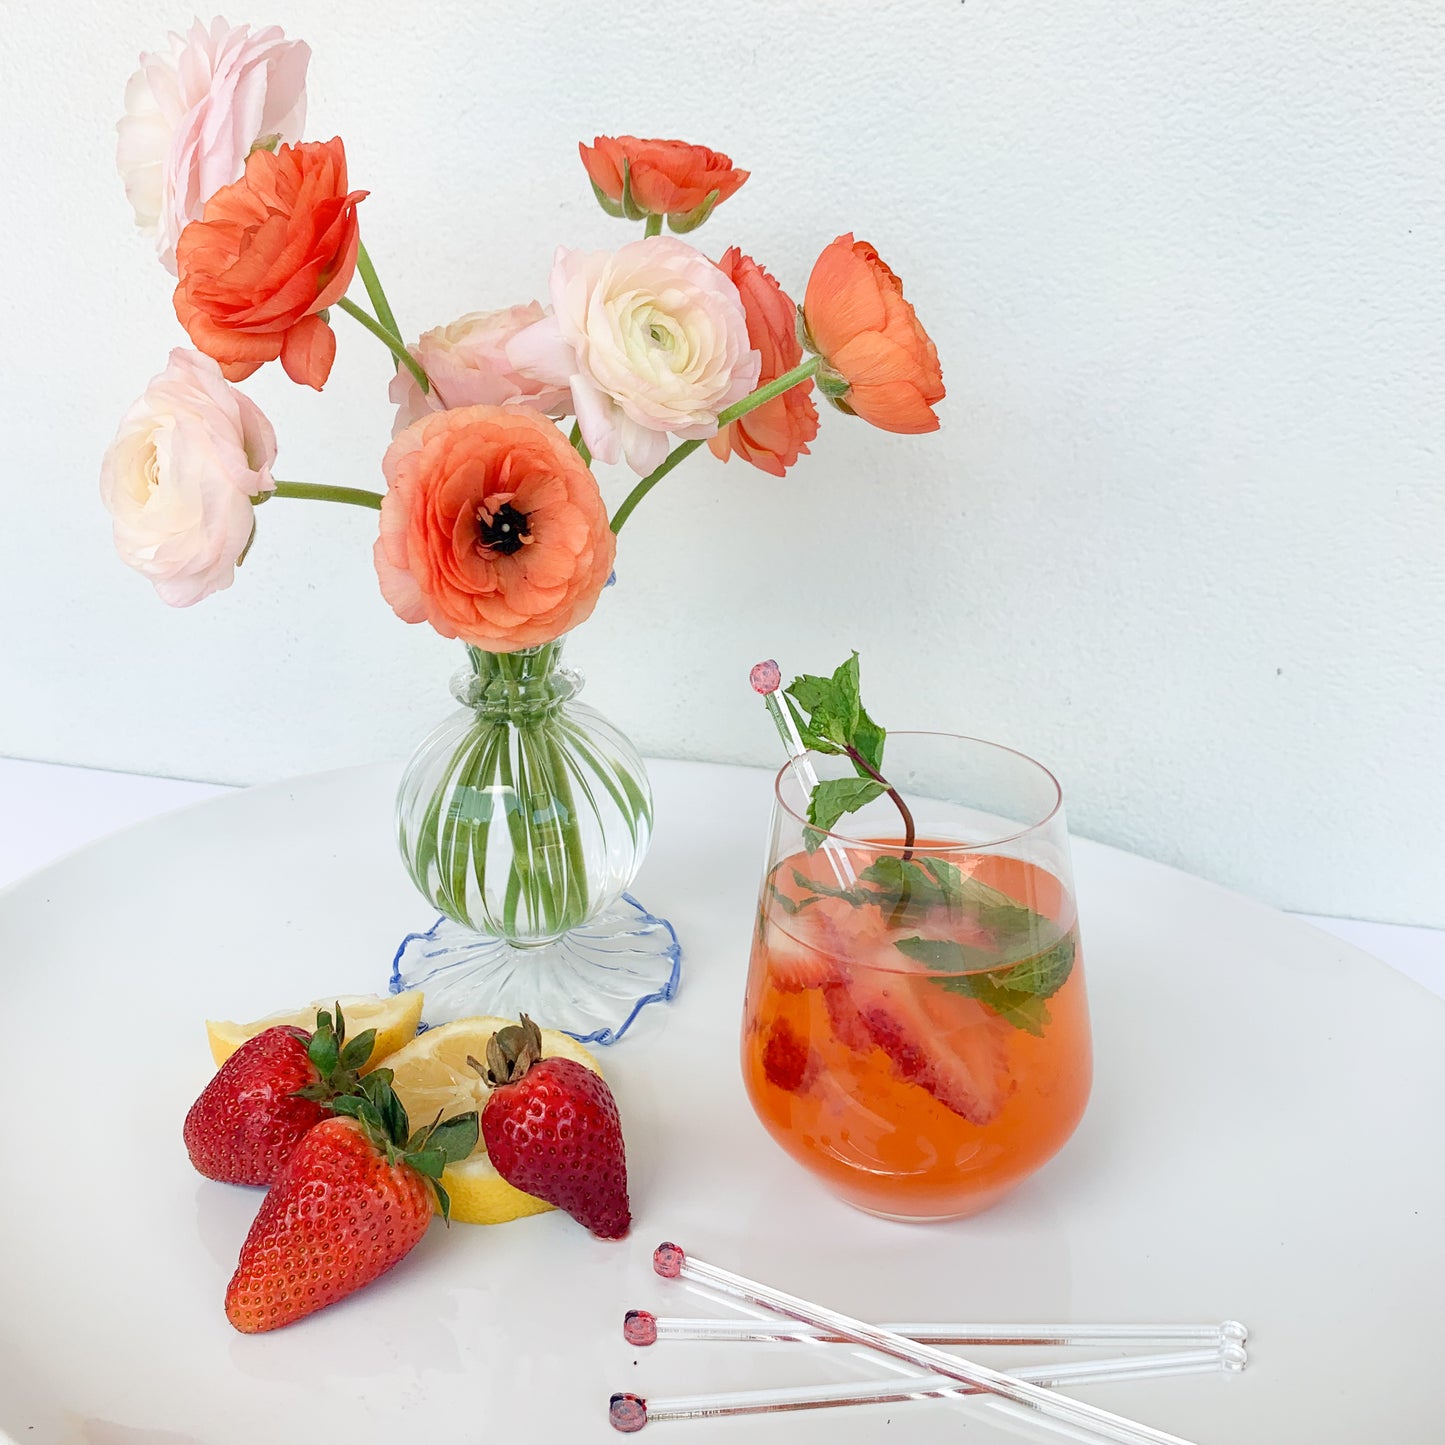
[772,730,1063,851]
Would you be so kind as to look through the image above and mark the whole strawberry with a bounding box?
[479,1015,631,1239]
[225,1076,477,1333]
[183,1005,377,1185]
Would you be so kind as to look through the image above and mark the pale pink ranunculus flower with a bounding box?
[100,349,277,607]
[387,303,572,437]
[116,17,310,275]
[507,236,761,476]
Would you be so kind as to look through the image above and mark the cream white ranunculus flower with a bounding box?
[507,236,761,475]
[100,349,277,607]
[116,17,310,275]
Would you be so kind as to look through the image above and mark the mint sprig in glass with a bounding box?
[744,654,1093,1220]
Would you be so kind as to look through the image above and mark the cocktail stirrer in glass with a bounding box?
[749,659,857,886]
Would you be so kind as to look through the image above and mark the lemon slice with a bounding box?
[384,1016,601,1225]
[205,992,425,1070]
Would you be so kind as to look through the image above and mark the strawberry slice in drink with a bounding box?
[763,893,858,993]
[827,960,1012,1126]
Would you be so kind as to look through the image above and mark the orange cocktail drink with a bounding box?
[742,736,1092,1220]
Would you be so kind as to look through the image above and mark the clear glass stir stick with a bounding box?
[609,1347,1239,1431]
[649,1243,1208,1445]
[623,1309,1248,1351]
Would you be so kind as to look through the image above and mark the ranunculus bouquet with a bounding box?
[104,18,945,1039]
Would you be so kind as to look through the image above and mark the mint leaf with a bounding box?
[808,777,886,833]
[852,708,886,773]
[963,979,1054,1036]
[894,935,997,973]
[791,868,868,906]
[783,655,872,757]
[993,934,1076,1000]
[859,856,954,927]
[895,932,1076,1037]
[785,672,843,720]
[828,653,863,732]
[775,651,913,853]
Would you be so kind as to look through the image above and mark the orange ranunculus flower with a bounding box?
[579,135,748,226]
[374,406,616,652]
[801,234,945,434]
[173,137,366,391]
[708,247,818,477]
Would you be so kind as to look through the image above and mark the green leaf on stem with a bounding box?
[808,777,886,833]
[783,653,885,774]
[895,933,1076,1037]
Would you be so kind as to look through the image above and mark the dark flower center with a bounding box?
[478,502,530,556]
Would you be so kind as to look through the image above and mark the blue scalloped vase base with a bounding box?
[388,893,681,1046]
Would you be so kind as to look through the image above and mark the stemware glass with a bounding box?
[741,733,1092,1219]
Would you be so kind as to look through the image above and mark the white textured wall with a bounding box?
[1,1,1441,924]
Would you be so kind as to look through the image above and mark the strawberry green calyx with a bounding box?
[483,1014,546,1085]
[328,1069,478,1222]
[289,1002,378,1108]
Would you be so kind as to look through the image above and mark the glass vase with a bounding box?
[389,638,680,1043]
[742,733,1092,1219]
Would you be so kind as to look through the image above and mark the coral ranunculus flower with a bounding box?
[708,247,819,477]
[579,135,748,226]
[802,234,945,434]
[173,138,366,391]
[374,406,616,652]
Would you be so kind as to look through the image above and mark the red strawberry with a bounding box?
[183,1006,376,1185]
[827,972,1011,1125]
[478,1016,630,1240]
[760,1016,817,1093]
[225,1083,477,1333]
[765,894,859,992]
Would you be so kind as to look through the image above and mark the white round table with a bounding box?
[1,760,1440,1444]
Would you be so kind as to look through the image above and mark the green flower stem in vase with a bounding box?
[391,637,679,1043]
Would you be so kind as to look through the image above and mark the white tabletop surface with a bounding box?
[1,756,1443,1445]
[3,756,1439,997]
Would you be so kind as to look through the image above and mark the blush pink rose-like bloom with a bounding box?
[117,17,310,274]
[387,304,573,437]
[507,236,761,476]
[100,349,277,607]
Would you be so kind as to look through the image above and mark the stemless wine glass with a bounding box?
[741,734,1092,1221]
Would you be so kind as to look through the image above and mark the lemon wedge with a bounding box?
[384,1016,602,1225]
[205,992,425,1070]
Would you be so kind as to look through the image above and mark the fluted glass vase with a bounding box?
[389,639,680,1043]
